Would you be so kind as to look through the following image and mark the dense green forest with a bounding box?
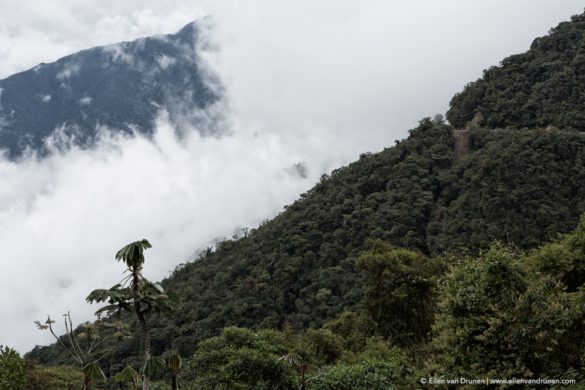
[4,8,585,390]
[447,11,585,130]
[6,219,585,388]
[26,122,585,370]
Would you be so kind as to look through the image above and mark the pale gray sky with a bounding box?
[0,0,583,353]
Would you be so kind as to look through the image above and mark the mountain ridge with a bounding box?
[447,11,585,130]
[0,18,220,159]
[23,8,585,383]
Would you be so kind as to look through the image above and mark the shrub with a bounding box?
[0,345,26,390]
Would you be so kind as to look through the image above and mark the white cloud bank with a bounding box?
[0,0,584,353]
[0,115,352,353]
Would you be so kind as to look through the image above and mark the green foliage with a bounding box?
[87,240,176,318]
[34,311,126,368]
[33,123,585,368]
[447,10,585,130]
[300,329,344,366]
[356,239,437,345]
[433,229,585,380]
[83,361,107,384]
[427,129,585,254]
[0,345,26,390]
[87,239,176,390]
[433,243,529,377]
[23,363,84,390]
[188,327,296,389]
[114,364,138,384]
[166,353,183,390]
[167,353,182,377]
[21,11,585,386]
[527,216,585,291]
[142,356,166,378]
[116,239,152,270]
[307,358,413,390]
[322,311,376,353]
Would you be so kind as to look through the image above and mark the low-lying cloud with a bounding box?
[0,114,355,353]
[1,0,585,354]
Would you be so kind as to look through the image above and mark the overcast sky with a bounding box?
[0,0,583,353]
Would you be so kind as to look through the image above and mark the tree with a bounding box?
[433,244,529,378]
[188,327,296,389]
[278,353,309,390]
[0,345,26,390]
[307,353,412,390]
[113,365,139,389]
[356,239,437,345]
[86,239,176,390]
[166,353,182,390]
[35,312,121,389]
[433,240,585,380]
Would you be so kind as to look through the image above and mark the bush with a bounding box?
[356,239,437,345]
[308,358,413,390]
[300,329,344,366]
[188,327,296,389]
[0,345,26,390]
[23,363,84,390]
[433,237,585,380]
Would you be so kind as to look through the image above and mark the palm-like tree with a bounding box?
[87,239,176,390]
[278,353,309,390]
[35,312,120,389]
[167,353,182,390]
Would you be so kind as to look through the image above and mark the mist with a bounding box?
[0,113,356,352]
[1,0,584,353]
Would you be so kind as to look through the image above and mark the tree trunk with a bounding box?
[133,270,151,390]
[136,309,151,390]
[171,376,178,390]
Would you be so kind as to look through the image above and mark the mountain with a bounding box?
[0,18,220,159]
[447,12,585,130]
[28,121,585,365]
[25,9,585,385]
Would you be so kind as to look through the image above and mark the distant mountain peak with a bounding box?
[0,17,222,159]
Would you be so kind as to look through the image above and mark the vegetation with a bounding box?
[109,124,585,364]
[0,345,26,389]
[0,20,219,159]
[27,121,585,380]
[432,228,585,382]
[186,327,296,389]
[447,11,585,130]
[23,363,84,390]
[21,217,585,387]
[34,311,125,389]
[356,239,438,345]
[17,8,585,388]
[86,239,176,390]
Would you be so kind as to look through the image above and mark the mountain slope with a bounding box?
[155,125,585,356]
[27,122,585,364]
[0,19,220,159]
[447,11,585,130]
[27,9,585,369]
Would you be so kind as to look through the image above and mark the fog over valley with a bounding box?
[0,0,583,354]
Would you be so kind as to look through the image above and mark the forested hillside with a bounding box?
[18,8,585,389]
[447,12,585,130]
[27,121,585,367]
